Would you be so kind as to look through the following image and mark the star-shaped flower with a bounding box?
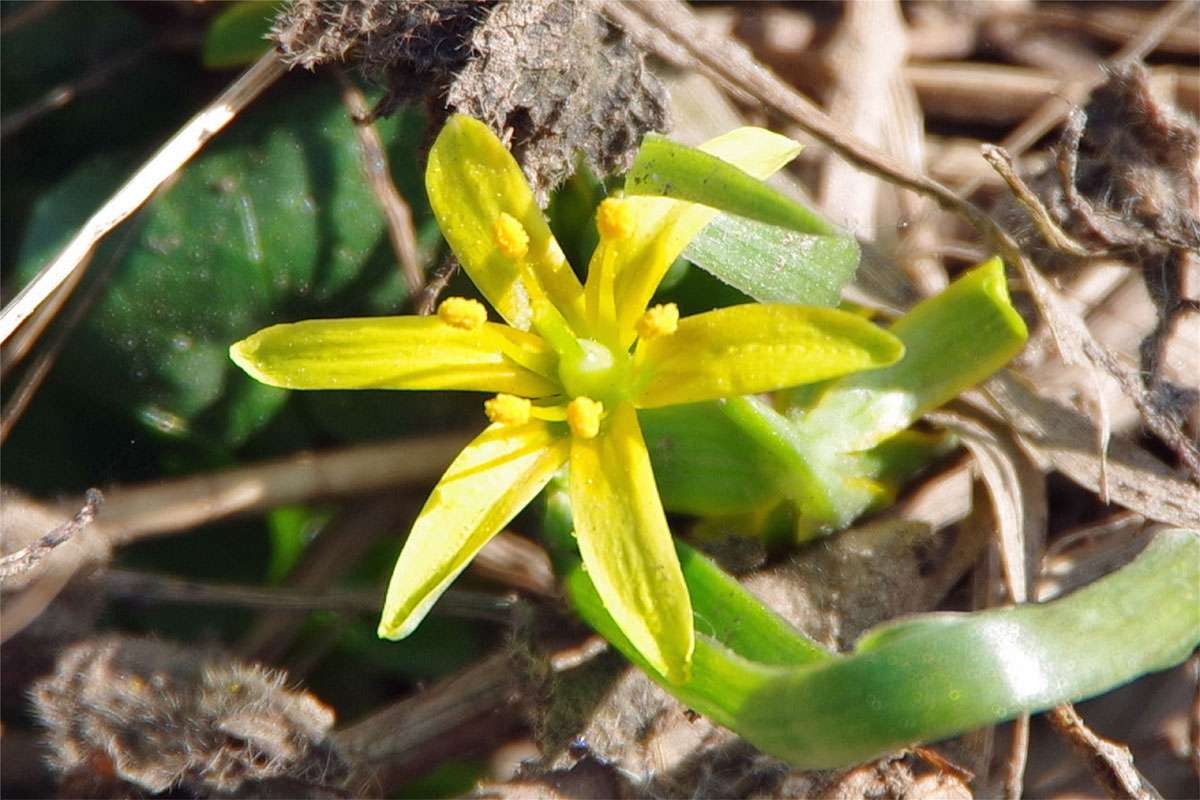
[230,115,903,681]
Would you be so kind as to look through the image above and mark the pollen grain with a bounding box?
[493,212,530,259]
[596,198,636,241]
[566,396,604,439]
[485,394,532,426]
[437,297,488,330]
[636,303,679,340]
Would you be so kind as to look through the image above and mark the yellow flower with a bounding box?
[229,115,903,682]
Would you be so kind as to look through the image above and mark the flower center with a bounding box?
[557,338,630,405]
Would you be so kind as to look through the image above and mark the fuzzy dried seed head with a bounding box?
[30,636,349,798]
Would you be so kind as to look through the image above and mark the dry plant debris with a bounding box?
[31,636,349,798]
[273,0,669,199]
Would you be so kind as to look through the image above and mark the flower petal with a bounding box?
[586,128,802,347]
[230,316,560,396]
[570,403,694,682]
[426,115,585,332]
[634,305,904,408]
[379,421,569,639]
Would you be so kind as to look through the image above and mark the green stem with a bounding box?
[548,493,1200,769]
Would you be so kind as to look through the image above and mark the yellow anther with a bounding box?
[484,394,532,426]
[596,198,636,241]
[636,303,680,340]
[566,396,603,439]
[493,212,530,259]
[437,297,488,330]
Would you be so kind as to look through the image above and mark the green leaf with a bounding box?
[202,1,275,69]
[13,85,429,450]
[684,213,859,307]
[644,258,1027,530]
[548,487,1200,770]
[640,402,785,516]
[625,135,838,237]
[266,504,334,583]
[789,257,1029,453]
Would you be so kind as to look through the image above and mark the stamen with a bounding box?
[596,198,635,241]
[566,397,603,439]
[437,297,487,330]
[484,394,532,426]
[636,303,679,340]
[493,212,530,259]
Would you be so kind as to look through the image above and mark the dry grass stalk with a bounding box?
[0,489,102,584]
[334,68,424,295]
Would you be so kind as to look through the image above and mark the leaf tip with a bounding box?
[975,256,1029,344]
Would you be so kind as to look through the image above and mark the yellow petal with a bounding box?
[379,421,569,639]
[569,404,694,682]
[426,115,585,333]
[230,316,559,396]
[634,305,904,408]
[585,127,802,347]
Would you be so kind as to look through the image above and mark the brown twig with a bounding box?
[335,650,523,794]
[415,254,461,316]
[1045,704,1164,800]
[1,43,153,139]
[89,430,470,547]
[102,568,514,622]
[981,144,1096,259]
[0,0,60,34]
[0,248,89,381]
[1,214,143,444]
[236,492,413,661]
[469,531,557,598]
[0,49,287,346]
[1190,653,1200,782]
[0,489,102,583]
[334,68,424,296]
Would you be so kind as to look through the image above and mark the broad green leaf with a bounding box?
[634,305,904,408]
[231,316,559,396]
[626,134,837,236]
[684,213,859,306]
[202,1,275,68]
[790,257,1029,452]
[639,402,786,515]
[425,115,586,333]
[266,504,334,583]
[644,259,1027,526]
[569,404,694,682]
[379,421,568,640]
[550,479,1200,770]
[13,86,429,449]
